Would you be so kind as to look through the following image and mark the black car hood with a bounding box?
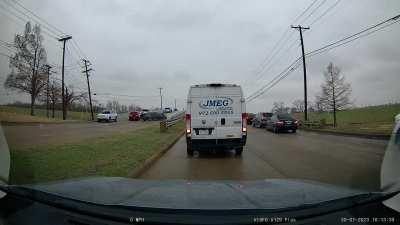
[17,177,369,210]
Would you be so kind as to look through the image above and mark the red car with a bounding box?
[129,111,140,121]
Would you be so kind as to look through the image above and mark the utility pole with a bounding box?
[291,25,310,121]
[174,99,176,110]
[82,59,94,120]
[58,35,72,120]
[158,88,163,110]
[44,65,52,118]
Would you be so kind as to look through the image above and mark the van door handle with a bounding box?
[221,118,225,125]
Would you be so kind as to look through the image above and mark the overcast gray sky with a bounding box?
[1,0,399,112]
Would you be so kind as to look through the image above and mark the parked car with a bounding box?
[140,109,149,117]
[163,107,173,113]
[128,111,140,121]
[252,112,272,128]
[96,110,117,122]
[266,113,298,133]
[247,113,255,125]
[185,83,247,156]
[141,111,167,121]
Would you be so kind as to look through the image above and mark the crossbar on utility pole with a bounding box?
[58,35,72,120]
[291,25,310,121]
[82,59,94,120]
[44,65,52,118]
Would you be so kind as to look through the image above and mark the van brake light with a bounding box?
[186,114,191,134]
[242,113,247,133]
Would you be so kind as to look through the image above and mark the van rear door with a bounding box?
[189,86,244,140]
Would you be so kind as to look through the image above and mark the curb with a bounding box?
[129,130,185,178]
[300,128,391,140]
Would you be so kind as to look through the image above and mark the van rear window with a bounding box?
[262,113,272,117]
[278,114,293,120]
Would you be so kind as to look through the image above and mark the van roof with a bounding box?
[190,83,240,88]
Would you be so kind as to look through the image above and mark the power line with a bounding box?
[246,57,301,100]
[246,14,400,103]
[8,0,66,36]
[298,0,327,24]
[0,43,16,53]
[242,0,325,88]
[249,36,300,86]
[306,14,400,57]
[307,19,400,58]
[308,0,342,27]
[72,39,87,59]
[247,59,302,102]
[1,0,61,39]
[291,0,319,24]
[0,52,12,58]
[0,1,60,42]
[1,0,89,62]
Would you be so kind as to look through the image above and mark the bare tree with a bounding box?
[314,95,325,113]
[318,62,352,127]
[272,101,289,114]
[4,22,48,116]
[64,86,87,118]
[38,79,61,118]
[292,99,305,113]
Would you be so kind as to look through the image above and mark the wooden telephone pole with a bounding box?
[158,87,163,110]
[82,59,94,120]
[291,25,310,121]
[44,64,52,118]
[58,36,72,120]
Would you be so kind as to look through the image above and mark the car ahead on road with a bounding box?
[96,111,117,122]
[186,83,247,156]
[247,113,255,125]
[266,113,298,133]
[163,107,173,113]
[128,111,140,121]
[140,109,149,117]
[252,112,272,128]
[141,111,166,121]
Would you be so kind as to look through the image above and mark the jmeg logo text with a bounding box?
[199,97,233,109]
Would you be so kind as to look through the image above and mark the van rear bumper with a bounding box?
[187,136,246,149]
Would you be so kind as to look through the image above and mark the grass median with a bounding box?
[9,121,184,184]
[0,106,91,123]
[294,104,400,136]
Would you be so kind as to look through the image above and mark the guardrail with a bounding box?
[301,121,322,129]
[160,111,185,132]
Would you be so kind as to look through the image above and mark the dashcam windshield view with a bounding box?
[0,0,400,224]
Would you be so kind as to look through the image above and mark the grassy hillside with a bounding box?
[293,104,400,135]
[10,122,184,184]
[0,106,91,122]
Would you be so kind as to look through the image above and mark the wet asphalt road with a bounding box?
[139,127,388,191]
[3,113,155,147]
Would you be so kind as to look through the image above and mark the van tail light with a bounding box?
[185,114,191,134]
[276,121,284,126]
[242,113,247,133]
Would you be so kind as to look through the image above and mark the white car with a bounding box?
[185,83,247,156]
[96,111,118,122]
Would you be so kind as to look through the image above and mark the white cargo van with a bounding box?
[185,83,247,156]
